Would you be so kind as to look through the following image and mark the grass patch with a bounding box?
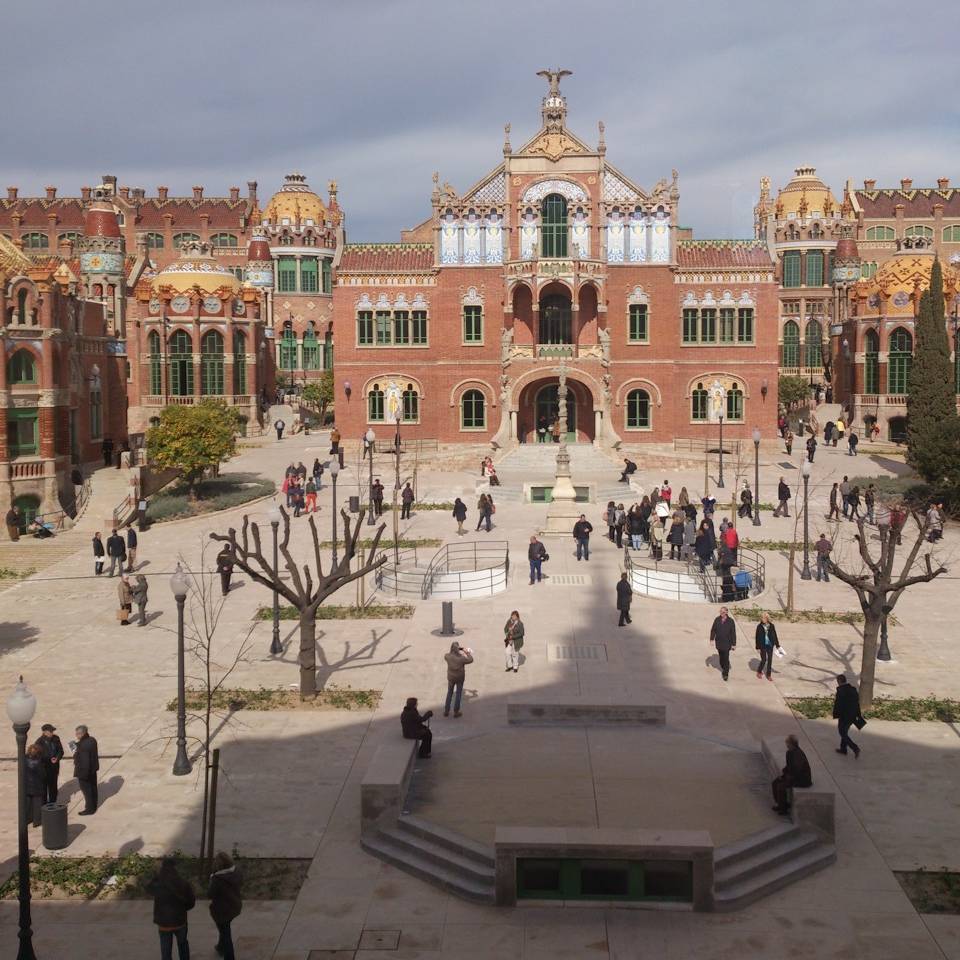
[851,474,958,515]
[168,685,381,711]
[741,540,803,551]
[730,603,869,625]
[0,853,309,901]
[787,696,960,722]
[255,603,415,621]
[147,472,275,523]
[0,566,35,580]
[315,538,441,549]
[896,870,960,914]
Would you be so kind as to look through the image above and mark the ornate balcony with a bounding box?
[504,257,606,285]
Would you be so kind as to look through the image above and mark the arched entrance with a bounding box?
[535,384,576,442]
[538,282,573,347]
[518,376,594,444]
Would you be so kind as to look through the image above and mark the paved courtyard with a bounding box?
[0,426,958,958]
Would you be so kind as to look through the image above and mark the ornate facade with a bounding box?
[333,72,779,448]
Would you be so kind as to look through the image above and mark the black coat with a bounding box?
[833,683,862,724]
[126,528,137,549]
[710,616,737,651]
[106,534,125,558]
[616,579,632,610]
[147,868,196,928]
[452,502,467,521]
[778,481,791,501]
[528,541,546,561]
[783,746,813,788]
[208,866,243,924]
[36,734,64,765]
[73,734,99,780]
[668,521,684,546]
[25,757,45,797]
[755,622,780,650]
[216,550,234,574]
[92,537,105,557]
[573,520,593,540]
[400,705,430,739]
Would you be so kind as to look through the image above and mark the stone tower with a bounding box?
[79,185,126,336]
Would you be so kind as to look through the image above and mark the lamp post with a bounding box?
[877,607,893,661]
[267,503,282,655]
[717,414,725,489]
[7,677,37,960]
[365,427,376,526]
[800,460,813,581]
[329,458,340,568]
[752,427,762,526]
[169,565,192,776]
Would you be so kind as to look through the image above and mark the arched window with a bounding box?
[323,330,333,369]
[865,225,895,241]
[626,389,651,429]
[402,384,419,422]
[726,383,744,421]
[210,233,238,247]
[860,261,878,279]
[280,324,297,369]
[168,329,194,396]
[904,225,933,239]
[302,324,320,369]
[58,232,81,245]
[864,328,880,395]
[368,384,384,422]
[942,225,960,242]
[781,320,800,367]
[144,232,165,249]
[804,320,823,369]
[541,194,568,258]
[200,330,224,395]
[8,349,37,384]
[148,330,162,395]
[461,389,486,429]
[172,232,200,249]
[20,233,49,250]
[16,289,28,324]
[232,329,247,394]
[888,327,913,395]
[278,234,294,246]
[691,382,708,422]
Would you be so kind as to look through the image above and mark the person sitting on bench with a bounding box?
[772,734,812,814]
[619,459,637,483]
[400,697,433,759]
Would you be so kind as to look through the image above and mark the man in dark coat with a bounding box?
[209,851,242,960]
[573,514,593,561]
[709,607,737,681]
[371,479,385,517]
[400,697,433,758]
[832,674,864,757]
[105,528,126,577]
[619,459,637,482]
[73,725,99,814]
[616,572,633,626]
[146,857,196,958]
[772,734,813,814]
[773,478,791,518]
[274,417,285,440]
[36,723,64,804]
[528,535,547,585]
[216,545,235,596]
[401,482,415,520]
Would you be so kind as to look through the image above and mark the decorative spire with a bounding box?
[503,122,511,156]
[536,68,572,131]
[597,120,606,155]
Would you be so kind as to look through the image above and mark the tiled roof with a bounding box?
[856,188,960,217]
[339,243,435,272]
[0,198,86,228]
[676,240,773,269]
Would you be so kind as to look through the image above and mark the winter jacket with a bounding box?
[452,501,467,521]
[147,867,196,928]
[208,866,243,925]
[35,734,64,765]
[616,579,632,610]
[216,550,234,574]
[401,487,415,504]
[573,520,593,540]
[778,481,791,502]
[131,578,148,607]
[504,617,525,650]
[401,704,431,739]
[117,580,133,608]
[668,521,684,546]
[710,615,737,651]
[683,520,697,547]
[106,534,126,558]
[444,644,473,682]
[782,746,813,788]
[755,622,780,650]
[126,528,137,549]
[528,541,546,562]
[627,512,643,536]
[833,683,863,724]
[73,734,99,780]
[25,756,45,797]
[92,537,105,558]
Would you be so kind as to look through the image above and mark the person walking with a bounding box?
[773,477,791,517]
[827,483,840,520]
[131,575,149,627]
[146,856,196,960]
[92,532,105,576]
[784,427,794,456]
[616,572,633,626]
[614,503,626,549]
[839,476,851,518]
[709,607,737,681]
[805,435,817,463]
[848,431,859,456]
[117,575,133,626]
[208,851,243,960]
[573,514,593,560]
[312,458,323,490]
[106,528,126,577]
[504,610,524,672]
[401,482,415,520]
[528,535,546,585]
[834,417,844,447]
[274,417,285,441]
[216,545,234,596]
[35,723,64,804]
[864,485,876,525]
[848,485,861,521]
[305,477,318,513]
[101,437,114,468]
[668,512,685,560]
[443,642,473,718]
[814,533,832,582]
[823,420,834,447]
[401,697,433,758]
[738,484,753,520]
[605,500,617,541]
[5,505,22,541]
[926,502,944,542]
[126,525,138,572]
[292,481,304,518]
[771,734,813,815]
[452,498,467,536]
[371,479,384,517]
[755,612,780,680]
[73,725,99,815]
[833,674,864,757]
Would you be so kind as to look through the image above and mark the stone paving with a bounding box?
[0,426,957,958]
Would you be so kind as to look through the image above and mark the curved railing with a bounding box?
[375,541,510,600]
[624,545,765,604]
[691,546,766,603]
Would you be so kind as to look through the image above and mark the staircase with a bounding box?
[492,443,627,504]
[361,814,496,903]
[713,822,835,910]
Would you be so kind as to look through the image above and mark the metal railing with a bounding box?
[673,438,743,456]
[421,540,510,599]
[623,549,710,603]
[625,544,764,604]
[73,477,93,518]
[111,492,134,528]
[690,546,766,603]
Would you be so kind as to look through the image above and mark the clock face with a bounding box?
[203,296,222,314]
[148,298,161,315]
[170,295,191,314]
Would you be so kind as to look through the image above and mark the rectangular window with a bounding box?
[463,305,483,343]
[277,257,297,292]
[700,309,717,343]
[394,311,410,345]
[412,310,428,345]
[149,356,162,395]
[321,258,332,294]
[737,308,754,343]
[864,351,879,395]
[806,250,824,287]
[682,308,699,343]
[8,408,39,456]
[628,304,648,343]
[375,311,392,345]
[300,258,319,293]
[783,251,801,288]
[783,300,800,315]
[368,391,384,421]
[719,308,735,343]
[691,391,708,421]
[726,390,744,421]
[357,311,373,345]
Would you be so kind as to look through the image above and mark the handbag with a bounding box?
[116,608,128,621]
[853,715,867,730]
[774,646,786,658]
[541,552,550,562]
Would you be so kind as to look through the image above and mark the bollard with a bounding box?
[349,495,360,513]
[441,601,455,635]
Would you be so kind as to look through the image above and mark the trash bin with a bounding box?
[441,601,455,635]
[41,802,68,850]
[348,495,360,513]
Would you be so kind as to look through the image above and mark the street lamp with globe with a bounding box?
[800,460,813,581]
[752,427,762,526]
[365,427,376,526]
[329,458,341,567]
[8,676,37,960]
[169,564,192,776]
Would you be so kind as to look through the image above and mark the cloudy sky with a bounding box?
[4,0,958,241]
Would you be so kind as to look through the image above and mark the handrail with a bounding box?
[625,543,764,604]
[111,491,134,528]
[73,477,93,518]
[375,540,509,599]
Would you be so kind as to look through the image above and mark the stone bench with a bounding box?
[761,737,835,842]
[507,701,665,725]
[360,738,418,837]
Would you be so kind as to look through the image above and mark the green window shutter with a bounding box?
[277,257,297,292]
[726,388,744,421]
[700,309,716,343]
[626,390,650,428]
[394,311,410,345]
[541,194,568,257]
[412,311,428,345]
[7,408,39,456]
[280,331,298,370]
[322,258,332,294]
[888,328,913,395]
[375,311,392,345]
[201,332,224,395]
[806,251,824,286]
[302,330,319,369]
[368,389,384,421]
[691,389,707,421]
[719,308,735,343]
[783,251,801,287]
[300,258,319,293]
[463,305,483,343]
[682,309,698,343]
[233,331,247,393]
[402,388,419,421]
[737,308,754,343]
[148,332,162,394]
[628,304,648,342]
[781,321,800,366]
[864,331,879,395]
[357,311,373,345]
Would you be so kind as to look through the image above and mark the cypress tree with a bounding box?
[906,258,958,483]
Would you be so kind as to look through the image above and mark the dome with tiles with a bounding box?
[775,166,838,220]
[151,239,241,295]
[858,239,960,314]
[0,233,32,278]
[263,173,331,227]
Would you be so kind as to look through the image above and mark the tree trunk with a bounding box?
[859,608,882,709]
[299,612,317,698]
[786,544,797,614]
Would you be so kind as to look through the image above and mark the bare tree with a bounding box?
[828,511,946,708]
[210,507,386,698]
